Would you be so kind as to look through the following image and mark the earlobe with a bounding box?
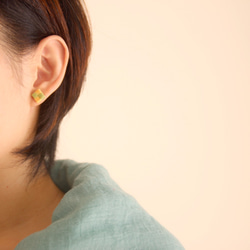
[32,35,69,105]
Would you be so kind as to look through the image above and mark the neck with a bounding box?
[0,158,65,246]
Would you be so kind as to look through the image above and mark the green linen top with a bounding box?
[15,159,185,250]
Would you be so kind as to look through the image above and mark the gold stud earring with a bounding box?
[32,89,46,103]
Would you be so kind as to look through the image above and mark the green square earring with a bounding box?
[32,89,46,103]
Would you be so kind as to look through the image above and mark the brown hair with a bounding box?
[0,0,92,183]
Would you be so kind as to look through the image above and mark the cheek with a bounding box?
[0,95,27,150]
[0,68,30,156]
[0,64,24,118]
[0,50,34,159]
[0,50,36,162]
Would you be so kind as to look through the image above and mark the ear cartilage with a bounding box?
[32,89,46,103]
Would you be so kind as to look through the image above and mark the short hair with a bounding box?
[0,0,92,183]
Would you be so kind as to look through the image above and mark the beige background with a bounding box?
[57,1,250,249]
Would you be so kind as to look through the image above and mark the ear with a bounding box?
[31,35,69,105]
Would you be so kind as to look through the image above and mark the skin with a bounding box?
[0,35,69,248]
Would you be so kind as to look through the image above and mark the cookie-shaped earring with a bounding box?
[32,89,46,103]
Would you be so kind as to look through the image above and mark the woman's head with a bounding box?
[0,0,92,183]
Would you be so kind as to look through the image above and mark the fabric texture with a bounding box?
[15,159,185,250]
